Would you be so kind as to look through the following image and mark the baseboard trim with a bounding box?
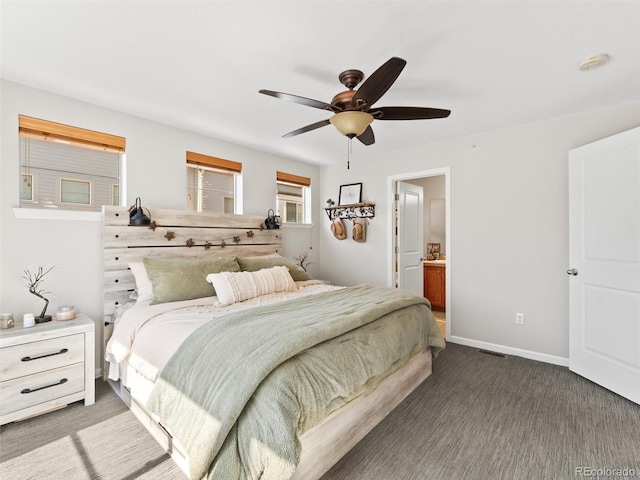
[447,336,569,367]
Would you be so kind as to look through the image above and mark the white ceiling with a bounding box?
[2,1,639,166]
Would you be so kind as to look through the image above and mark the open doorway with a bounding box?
[388,168,450,339]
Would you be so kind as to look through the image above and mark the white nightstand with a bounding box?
[0,314,95,425]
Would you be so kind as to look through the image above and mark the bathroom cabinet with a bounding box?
[423,262,446,311]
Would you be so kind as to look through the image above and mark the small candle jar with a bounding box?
[56,305,76,321]
[0,313,14,329]
[23,313,35,328]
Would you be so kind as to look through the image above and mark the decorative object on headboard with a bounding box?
[23,266,54,323]
[144,215,263,251]
[129,197,151,226]
[102,205,283,320]
[264,209,280,229]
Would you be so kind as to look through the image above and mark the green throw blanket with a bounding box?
[146,284,445,479]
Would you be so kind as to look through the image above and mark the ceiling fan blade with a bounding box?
[372,106,451,120]
[351,57,406,109]
[283,118,331,138]
[259,89,337,111]
[357,125,375,146]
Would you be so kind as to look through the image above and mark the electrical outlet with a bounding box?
[515,313,525,325]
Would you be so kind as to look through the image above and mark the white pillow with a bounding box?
[128,262,154,304]
[206,266,297,306]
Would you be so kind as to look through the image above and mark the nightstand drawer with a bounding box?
[0,333,84,382]
[0,363,85,416]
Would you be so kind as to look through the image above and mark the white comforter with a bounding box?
[105,280,339,383]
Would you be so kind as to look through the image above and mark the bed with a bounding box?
[102,206,445,480]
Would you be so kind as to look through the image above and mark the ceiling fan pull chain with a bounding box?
[347,138,351,169]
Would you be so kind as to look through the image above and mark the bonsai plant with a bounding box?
[23,266,54,323]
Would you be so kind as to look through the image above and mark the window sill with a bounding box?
[13,208,102,222]
[281,222,314,229]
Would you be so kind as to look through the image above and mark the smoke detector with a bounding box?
[579,54,609,71]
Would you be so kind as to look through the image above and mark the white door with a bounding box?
[397,181,424,295]
[568,126,640,405]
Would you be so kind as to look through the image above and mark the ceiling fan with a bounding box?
[259,57,451,146]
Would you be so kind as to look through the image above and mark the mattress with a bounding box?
[105,280,339,385]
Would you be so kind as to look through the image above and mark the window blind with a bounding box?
[19,115,126,152]
[276,171,311,187]
[186,151,242,173]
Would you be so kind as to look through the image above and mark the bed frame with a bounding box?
[102,205,432,479]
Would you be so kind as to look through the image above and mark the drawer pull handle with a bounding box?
[21,378,68,394]
[21,348,69,362]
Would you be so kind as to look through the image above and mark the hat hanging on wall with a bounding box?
[353,218,366,243]
[331,218,347,240]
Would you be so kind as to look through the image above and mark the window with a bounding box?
[21,173,33,201]
[186,151,242,214]
[276,171,311,224]
[19,115,124,212]
[60,178,91,205]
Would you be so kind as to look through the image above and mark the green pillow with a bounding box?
[143,256,240,304]
[236,256,311,281]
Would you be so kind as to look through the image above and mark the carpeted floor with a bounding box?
[1,343,639,480]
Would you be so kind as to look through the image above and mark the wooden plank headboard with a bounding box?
[102,205,282,320]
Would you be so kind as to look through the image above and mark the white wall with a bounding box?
[317,100,640,362]
[4,79,639,366]
[0,80,319,370]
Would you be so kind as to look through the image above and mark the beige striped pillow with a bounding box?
[206,265,297,306]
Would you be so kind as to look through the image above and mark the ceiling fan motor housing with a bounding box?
[332,90,357,111]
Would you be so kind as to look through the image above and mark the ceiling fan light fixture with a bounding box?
[330,111,374,137]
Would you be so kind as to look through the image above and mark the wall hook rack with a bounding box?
[324,203,375,221]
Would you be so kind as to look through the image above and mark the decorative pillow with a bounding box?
[236,255,311,281]
[206,265,297,306]
[143,256,240,305]
[128,262,154,304]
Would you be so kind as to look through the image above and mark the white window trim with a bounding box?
[13,208,102,221]
[281,222,314,229]
[303,186,311,224]
[234,173,243,214]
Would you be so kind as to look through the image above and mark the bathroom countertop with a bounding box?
[424,259,446,266]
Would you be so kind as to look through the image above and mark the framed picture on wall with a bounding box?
[338,183,362,205]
